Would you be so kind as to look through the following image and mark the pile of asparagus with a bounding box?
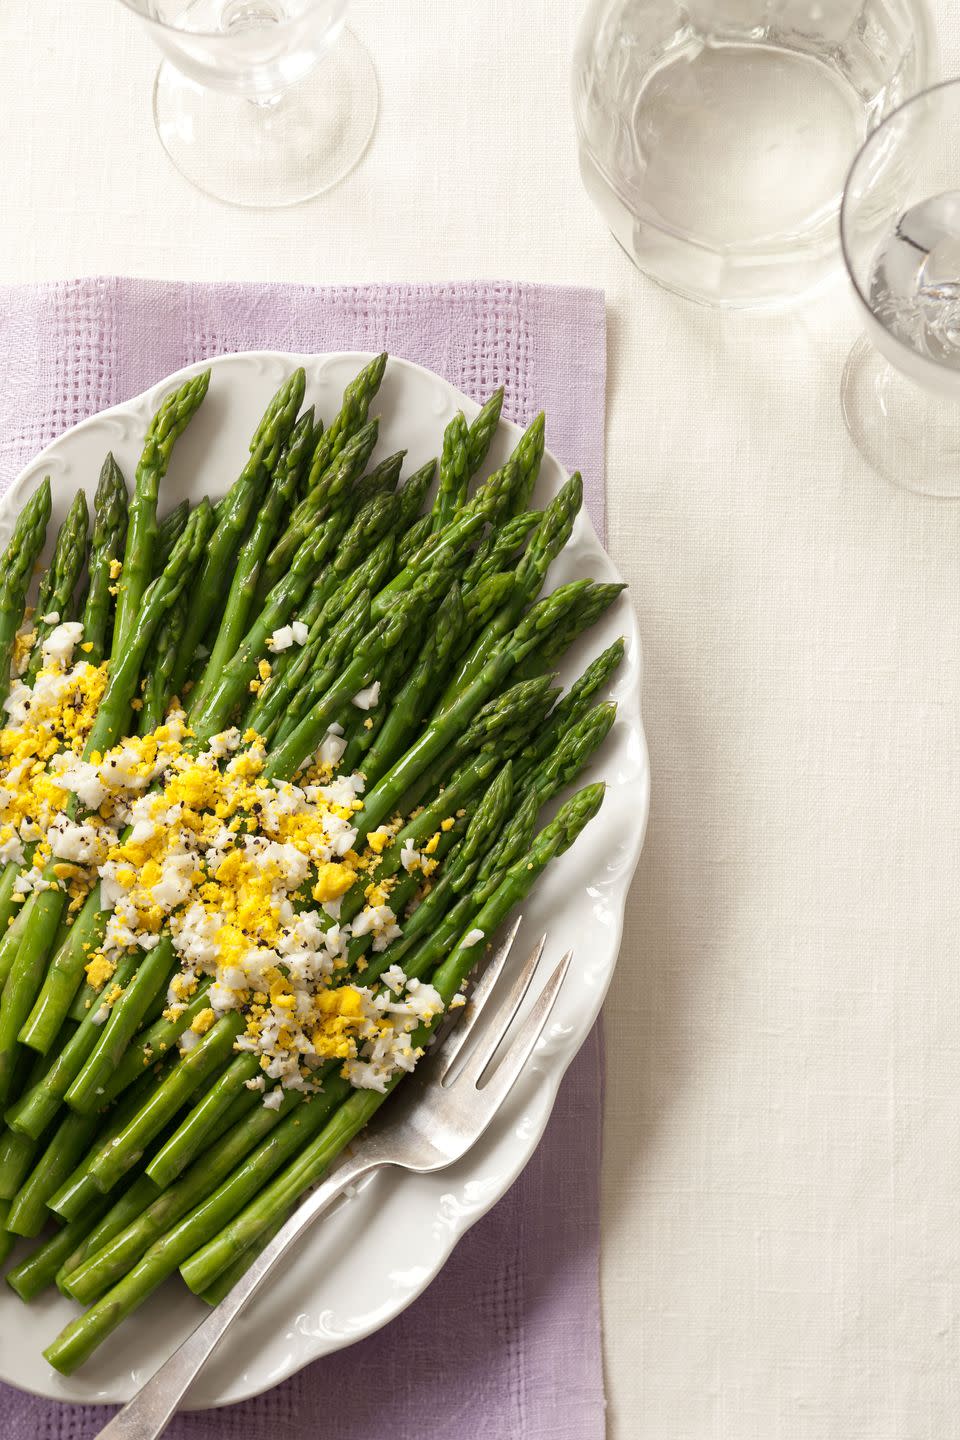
[0,356,625,1372]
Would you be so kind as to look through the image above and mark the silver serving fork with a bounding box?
[95,920,572,1440]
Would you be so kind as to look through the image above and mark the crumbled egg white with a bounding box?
[266,621,309,654]
[351,680,381,712]
[0,630,451,1098]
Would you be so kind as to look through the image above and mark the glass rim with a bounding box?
[840,75,960,347]
[115,0,344,42]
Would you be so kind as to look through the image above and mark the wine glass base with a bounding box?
[153,27,378,208]
[841,336,960,499]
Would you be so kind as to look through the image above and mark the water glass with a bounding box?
[842,79,960,496]
[572,0,933,308]
[117,0,378,208]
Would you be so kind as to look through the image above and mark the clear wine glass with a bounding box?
[572,0,934,308]
[841,80,960,497]
[117,0,378,209]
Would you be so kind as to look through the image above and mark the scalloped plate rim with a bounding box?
[0,349,649,1408]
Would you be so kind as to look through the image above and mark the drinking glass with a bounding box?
[572,0,933,308]
[841,80,960,496]
[118,0,378,208]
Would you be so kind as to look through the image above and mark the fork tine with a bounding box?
[452,932,549,1089]
[433,916,525,1082]
[473,951,572,1111]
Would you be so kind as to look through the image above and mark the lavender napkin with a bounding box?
[0,278,607,1440]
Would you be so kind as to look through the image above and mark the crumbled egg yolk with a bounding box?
[84,952,115,990]
[1,626,444,1098]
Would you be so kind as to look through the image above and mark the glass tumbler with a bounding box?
[118,0,378,208]
[572,0,933,308]
[842,80,960,497]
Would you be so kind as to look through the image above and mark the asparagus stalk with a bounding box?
[259,419,380,598]
[83,455,128,663]
[396,514,431,569]
[508,411,546,513]
[436,472,583,708]
[16,886,109,1055]
[5,952,140,1138]
[60,938,178,1126]
[112,369,211,653]
[515,581,626,677]
[305,352,387,491]
[430,412,470,531]
[5,1106,100,1237]
[512,638,626,785]
[172,784,605,1300]
[331,581,593,840]
[154,499,189,574]
[263,564,464,779]
[24,489,89,682]
[188,406,315,716]
[164,369,305,702]
[5,1192,113,1301]
[370,461,520,619]
[395,460,436,529]
[461,509,539,592]
[0,478,52,708]
[83,1013,244,1195]
[465,388,505,476]
[246,536,396,742]
[137,591,188,733]
[0,1125,38,1202]
[0,504,215,1107]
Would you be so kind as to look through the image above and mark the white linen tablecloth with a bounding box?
[2,2,960,1434]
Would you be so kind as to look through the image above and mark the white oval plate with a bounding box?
[0,351,649,1407]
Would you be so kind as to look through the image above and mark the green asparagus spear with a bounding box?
[247,536,396,742]
[395,460,436,530]
[25,489,89,682]
[461,510,539,592]
[306,353,387,490]
[264,566,466,781]
[83,1013,244,1195]
[154,500,189,574]
[0,1198,12,1267]
[0,1125,38,1201]
[188,407,315,717]
[6,951,140,1138]
[339,581,593,840]
[465,388,504,476]
[144,1053,261,1189]
[396,514,431,569]
[5,1106,100,1237]
[60,938,178,1126]
[16,885,109,1055]
[508,411,546,513]
[430,412,470,531]
[173,785,605,1300]
[83,456,128,663]
[515,582,626,676]
[437,473,583,708]
[259,419,380,598]
[5,1193,113,1300]
[0,504,214,1107]
[512,638,625,785]
[189,516,364,745]
[0,478,51,708]
[112,369,211,653]
[137,591,188,733]
[164,370,305,703]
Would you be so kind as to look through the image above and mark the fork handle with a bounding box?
[93,1152,383,1440]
